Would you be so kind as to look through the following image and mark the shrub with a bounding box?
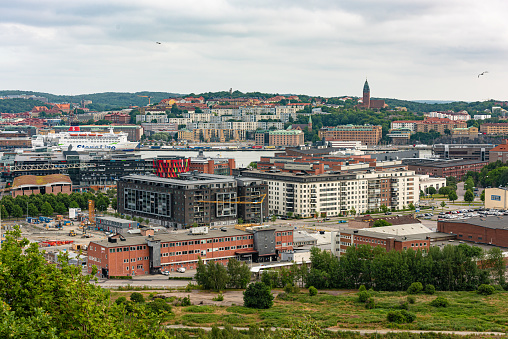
[430,296,449,307]
[115,296,127,305]
[181,295,191,306]
[365,298,375,309]
[477,284,495,295]
[407,282,423,294]
[244,282,274,309]
[407,296,416,304]
[387,310,416,323]
[284,283,294,294]
[425,284,436,295]
[308,286,318,296]
[147,299,172,314]
[213,293,224,301]
[358,285,367,292]
[399,301,409,310]
[358,291,370,303]
[130,292,145,303]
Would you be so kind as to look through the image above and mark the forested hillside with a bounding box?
[0,98,51,113]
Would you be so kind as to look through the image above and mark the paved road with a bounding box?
[167,324,506,336]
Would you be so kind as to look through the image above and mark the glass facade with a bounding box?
[125,188,172,216]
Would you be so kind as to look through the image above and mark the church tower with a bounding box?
[363,79,370,109]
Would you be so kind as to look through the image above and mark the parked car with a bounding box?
[161,270,170,276]
[177,267,186,273]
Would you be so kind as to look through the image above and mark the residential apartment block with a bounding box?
[233,168,419,217]
[255,129,304,147]
[319,125,382,145]
[117,173,267,228]
[402,159,487,178]
[480,123,508,135]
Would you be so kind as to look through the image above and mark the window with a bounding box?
[491,195,501,201]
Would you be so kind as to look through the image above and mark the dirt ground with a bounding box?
[113,289,281,307]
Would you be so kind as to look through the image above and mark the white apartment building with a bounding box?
[473,114,492,120]
[391,121,419,132]
[417,174,447,194]
[236,168,420,218]
[425,111,470,121]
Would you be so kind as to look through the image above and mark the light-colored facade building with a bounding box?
[235,168,420,217]
[417,174,447,195]
[484,188,508,210]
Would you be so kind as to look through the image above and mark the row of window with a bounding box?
[123,257,149,263]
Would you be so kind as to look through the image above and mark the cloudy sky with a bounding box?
[1,0,507,101]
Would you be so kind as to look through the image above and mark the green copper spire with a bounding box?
[363,79,370,93]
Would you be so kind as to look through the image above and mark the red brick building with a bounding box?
[104,112,130,124]
[489,140,508,163]
[319,125,383,145]
[88,225,294,277]
[402,159,487,179]
[438,217,508,247]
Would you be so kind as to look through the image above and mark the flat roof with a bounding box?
[440,216,508,230]
[96,216,136,224]
[338,228,449,242]
[402,158,487,168]
[121,173,236,186]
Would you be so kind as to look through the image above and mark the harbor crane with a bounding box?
[137,95,153,105]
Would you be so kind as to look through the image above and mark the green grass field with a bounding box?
[167,290,508,333]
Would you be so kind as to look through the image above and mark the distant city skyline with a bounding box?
[1,1,507,101]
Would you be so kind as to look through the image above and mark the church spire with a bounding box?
[363,78,370,93]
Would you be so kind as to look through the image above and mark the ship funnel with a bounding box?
[69,126,80,132]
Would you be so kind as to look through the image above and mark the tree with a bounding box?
[227,258,251,289]
[448,190,458,202]
[27,203,38,217]
[55,203,67,215]
[271,215,276,223]
[195,258,230,291]
[426,187,436,196]
[11,205,23,219]
[40,202,53,217]
[350,208,356,216]
[446,176,458,190]
[380,204,389,214]
[69,201,79,209]
[440,201,446,211]
[237,217,244,225]
[464,177,475,192]
[439,186,450,197]
[481,190,485,202]
[0,204,8,220]
[464,190,475,204]
[248,162,257,169]
[0,227,172,338]
[111,198,117,211]
[243,282,274,309]
[373,219,392,227]
[408,202,416,210]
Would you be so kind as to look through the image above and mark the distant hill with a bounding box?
[382,98,499,113]
[0,91,183,111]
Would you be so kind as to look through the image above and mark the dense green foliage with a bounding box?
[465,160,508,187]
[386,309,416,324]
[0,191,110,219]
[243,282,274,309]
[0,98,52,113]
[195,258,251,291]
[0,228,172,338]
[430,297,449,308]
[477,284,496,295]
[306,245,504,291]
[407,282,423,294]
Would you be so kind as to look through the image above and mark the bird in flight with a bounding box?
[156,42,161,45]
[478,71,488,78]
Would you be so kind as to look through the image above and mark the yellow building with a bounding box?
[451,126,478,139]
[484,188,508,209]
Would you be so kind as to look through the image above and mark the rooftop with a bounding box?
[440,216,508,230]
[121,172,236,186]
[402,158,487,168]
[12,174,72,189]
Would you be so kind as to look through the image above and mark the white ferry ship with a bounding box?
[32,126,139,151]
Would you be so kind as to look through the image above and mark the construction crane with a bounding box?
[196,194,267,225]
[137,95,153,106]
